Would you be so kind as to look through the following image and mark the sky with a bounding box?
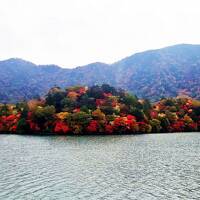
[0,0,200,68]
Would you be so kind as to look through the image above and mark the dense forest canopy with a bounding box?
[0,84,200,134]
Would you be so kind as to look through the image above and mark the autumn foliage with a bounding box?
[1,84,200,134]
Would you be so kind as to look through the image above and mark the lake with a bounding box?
[0,133,200,199]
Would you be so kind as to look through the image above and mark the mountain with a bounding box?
[1,44,200,103]
[112,44,200,100]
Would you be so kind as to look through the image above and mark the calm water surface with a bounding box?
[0,133,200,200]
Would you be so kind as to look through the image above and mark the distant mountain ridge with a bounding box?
[1,44,200,103]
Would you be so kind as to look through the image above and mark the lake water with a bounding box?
[0,133,200,200]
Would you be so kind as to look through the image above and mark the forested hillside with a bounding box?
[1,84,200,134]
[1,44,200,102]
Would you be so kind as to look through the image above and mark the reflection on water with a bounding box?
[0,133,200,199]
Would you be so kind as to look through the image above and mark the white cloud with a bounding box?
[0,0,200,67]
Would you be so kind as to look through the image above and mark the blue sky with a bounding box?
[0,0,200,68]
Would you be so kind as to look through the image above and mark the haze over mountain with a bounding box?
[1,44,200,103]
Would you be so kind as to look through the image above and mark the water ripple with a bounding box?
[0,133,200,199]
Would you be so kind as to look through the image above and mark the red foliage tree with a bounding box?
[87,120,98,133]
[54,121,70,134]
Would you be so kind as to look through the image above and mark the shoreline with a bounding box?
[0,131,198,137]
